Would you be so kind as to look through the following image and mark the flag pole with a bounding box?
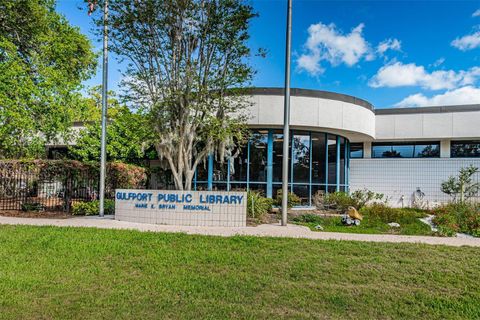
[99,0,109,217]
[281,0,292,226]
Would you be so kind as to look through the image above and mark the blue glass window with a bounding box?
[292,133,310,183]
[372,142,439,158]
[327,135,337,184]
[198,129,351,206]
[451,141,480,158]
[349,143,364,158]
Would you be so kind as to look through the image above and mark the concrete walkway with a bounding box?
[1,215,480,247]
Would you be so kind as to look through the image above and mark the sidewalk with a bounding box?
[1,215,480,247]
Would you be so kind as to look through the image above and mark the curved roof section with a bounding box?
[245,87,374,111]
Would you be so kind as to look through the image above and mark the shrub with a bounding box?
[247,190,273,220]
[318,189,385,212]
[21,202,44,212]
[0,160,147,196]
[360,203,426,225]
[350,189,385,209]
[441,165,480,203]
[322,192,357,212]
[275,189,301,208]
[432,202,480,237]
[106,162,147,193]
[292,213,323,224]
[72,200,115,216]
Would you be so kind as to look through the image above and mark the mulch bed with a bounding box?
[0,210,72,219]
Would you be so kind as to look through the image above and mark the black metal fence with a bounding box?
[0,160,147,213]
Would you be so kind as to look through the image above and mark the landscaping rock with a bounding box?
[388,222,400,228]
[347,206,363,220]
[456,233,474,239]
[419,215,438,232]
[314,225,324,230]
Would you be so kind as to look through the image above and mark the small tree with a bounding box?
[441,165,480,203]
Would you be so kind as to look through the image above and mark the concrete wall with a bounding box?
[246,94,376,141]
[375,110,480,141]
[350,158,480,208]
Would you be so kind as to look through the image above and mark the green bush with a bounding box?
[292,214,323,224]
[72,200,115,216]
[360,203,427,225]
[275,190,301,208]
[247,190,273,220]
[323,192,357,212]
[320,189,385,212]
[432,202,480,237]
[0,160,147,200]
[350,189,385,209]
[21,202,44,212]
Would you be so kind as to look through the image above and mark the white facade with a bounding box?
[242,88,480,207]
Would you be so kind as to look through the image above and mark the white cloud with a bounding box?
[473,9,480,17]
[451,31,480,51]
[394,86,480,107]
[432,57,445,67]
[297,54,324,75]
[297,22,373,75]
[369,62,480,90]
[376,38,401,55]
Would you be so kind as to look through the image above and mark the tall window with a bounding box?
[230,145,248,182]
[249,131,268,182]
[311,133,326,184]
[372,142,440,158]
[292,133,310,183]
[451,141,480,158]
[213,160,227,182]
[272,131,290,183]
[339,137,345,185]
[327,135,337,184]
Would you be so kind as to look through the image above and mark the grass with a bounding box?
[293,215,433,235]
[293,208,434,236]
[0,225,479,319]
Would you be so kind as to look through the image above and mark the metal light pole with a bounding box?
[281,0,292,226]
[99,0,109,217]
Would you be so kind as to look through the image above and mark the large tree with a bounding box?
[0,0,96,158]
[89,0,257,190]
[71,87,153,164]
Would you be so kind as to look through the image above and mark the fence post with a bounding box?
[64,171,72,214]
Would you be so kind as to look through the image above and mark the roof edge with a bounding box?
[244,87,374,111]
[375,104,480,115]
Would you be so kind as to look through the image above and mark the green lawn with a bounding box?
[292,214,434,236]
[0,225,479,319]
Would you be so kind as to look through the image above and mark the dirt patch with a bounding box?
[0,210,72,219]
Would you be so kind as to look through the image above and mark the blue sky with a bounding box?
[57,0,480,109]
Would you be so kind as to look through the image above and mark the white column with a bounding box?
[440,140,450,158]
[364,141,372,158]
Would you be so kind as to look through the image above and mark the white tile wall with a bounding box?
[350,159,480,208]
